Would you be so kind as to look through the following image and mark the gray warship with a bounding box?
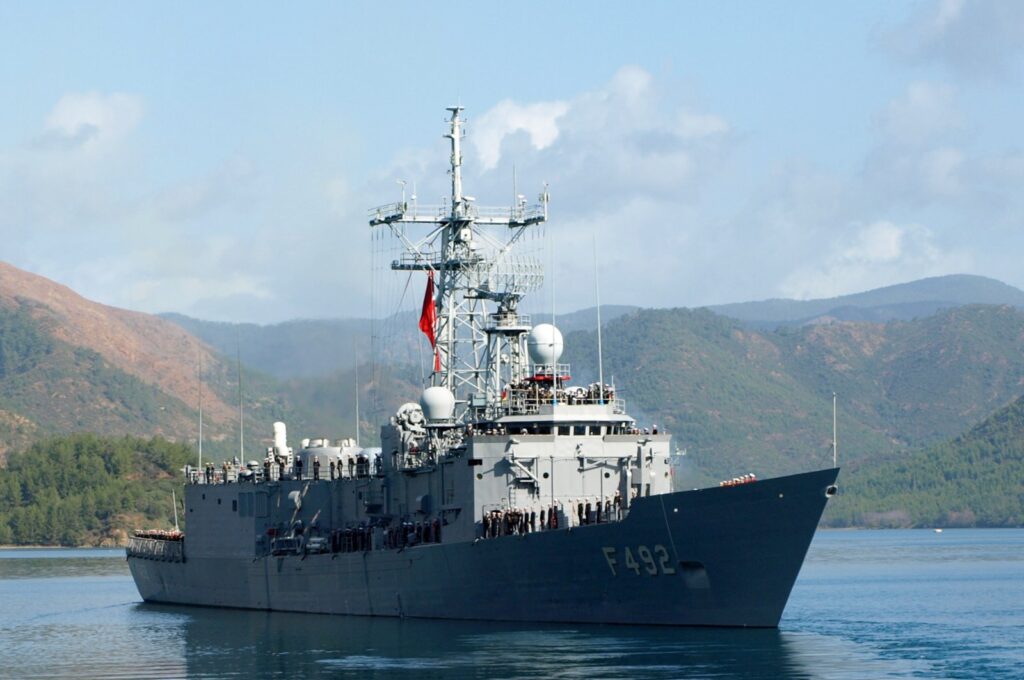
[128,108,839,627]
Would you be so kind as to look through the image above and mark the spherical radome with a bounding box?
[527,324,564,365]
[420,385,456,421]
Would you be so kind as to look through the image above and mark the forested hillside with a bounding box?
[0,435,192,545]
[826,395,1024,527]
[0,262,419,462]
[4,258,1024,540]
[0,305,197,458]
[564,304,1024,483]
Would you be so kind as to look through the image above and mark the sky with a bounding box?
[1,1,1022,323]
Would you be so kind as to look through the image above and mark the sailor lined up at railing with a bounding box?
[503,380,616,405]
[133,529,184,541]
[465,424,509,437]
[480,493,627,539]
[720,473,757,487]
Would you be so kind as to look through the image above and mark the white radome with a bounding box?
[420,385,456,422]
[527,323,564,365]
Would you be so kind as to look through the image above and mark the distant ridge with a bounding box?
[0,262,233,421]
[709,274,1024,328]
[0,261,245,458]
[162,305,640,379]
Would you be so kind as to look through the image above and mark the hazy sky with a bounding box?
[1,1,1022,322]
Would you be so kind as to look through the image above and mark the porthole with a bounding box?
[604,472,610,479]
[543,472,550,479]
[476,473,483,480]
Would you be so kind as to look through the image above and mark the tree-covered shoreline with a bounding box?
[0,434,190,546]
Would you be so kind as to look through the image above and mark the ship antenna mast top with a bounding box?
[369,107,549,422]
[445,106,465,210]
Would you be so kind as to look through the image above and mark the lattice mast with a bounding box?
[369,107,549,422]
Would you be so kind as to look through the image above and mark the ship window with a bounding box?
[537,426,551,435]
[476,473,483,480]
[574,426,586,436]
[232,500,237,512]
[239,493,254,517]
[558,426,571,436]
[255,493,268,518]
[542,472,550,479]
[217,498,221,505]
[604,472,611,479]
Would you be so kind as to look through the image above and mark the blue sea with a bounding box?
[0,529,1021,679]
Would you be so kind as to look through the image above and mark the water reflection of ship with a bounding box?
[164,603,822,679]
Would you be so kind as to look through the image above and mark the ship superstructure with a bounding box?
[128,108,838,627]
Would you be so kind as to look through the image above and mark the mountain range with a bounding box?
[708,274,1024,328]
[0,262,235,460]
[2,261,1023,532]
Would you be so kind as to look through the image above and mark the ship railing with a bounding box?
[489,312,531,328]
[391,251,484,271]
[471,204,547,224]
[528,363,572,379]
[369,202,448,224]
[368,202,453,224]
[369,201,546,227]
[127,536,185,563]
[500,391,626,415]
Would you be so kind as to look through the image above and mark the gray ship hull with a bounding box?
[128,468,838,627]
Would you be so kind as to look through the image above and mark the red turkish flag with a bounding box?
[419,272,440,371]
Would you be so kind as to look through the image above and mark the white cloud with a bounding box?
[39,92,143,153]
[472,100,569,170]
[885,0,1024,77]
[877,81,961,147]
[920,147,964,197]
[0,90,375,323]
[780,221,972,299]
[464,66,733,217]
[676,110,729,139]
[2,62,1019,325]
[864,82,968,204]
[150,157,258,223]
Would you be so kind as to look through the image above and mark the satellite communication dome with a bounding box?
[528,324,564,365]
[420,386,456,422]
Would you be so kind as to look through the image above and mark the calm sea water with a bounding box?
[0,530,1021,679]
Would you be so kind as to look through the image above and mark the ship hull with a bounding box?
[128,468,838,627]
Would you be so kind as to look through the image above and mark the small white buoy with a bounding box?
[934,528,943,534]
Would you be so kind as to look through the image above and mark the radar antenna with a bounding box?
[369,107,549,421]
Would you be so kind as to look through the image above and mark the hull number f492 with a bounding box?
[602,545,676,576]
